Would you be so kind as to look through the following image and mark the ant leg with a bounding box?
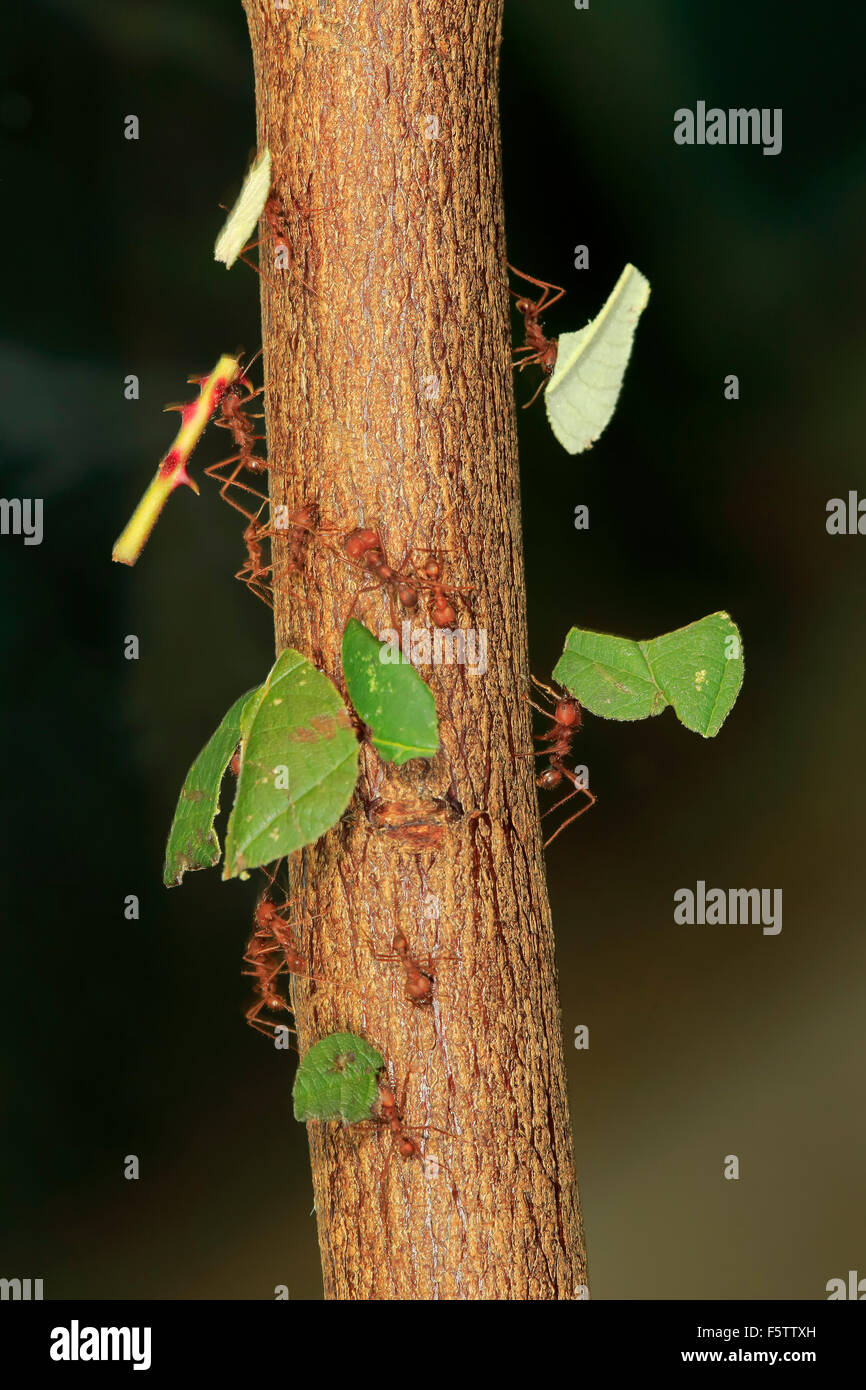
[506,264,567,307]
[204,458,269,517]
[541,786,597,848]
[522,374,548,409]
[530,675,562,702]
[246,581,275,609]
[241,347,264,377]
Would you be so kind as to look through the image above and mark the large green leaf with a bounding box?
[224,648,359,877]
[292,1033,384,1124]
[341,618,439,765]
[163,688,256,887]
[553,612,743,737]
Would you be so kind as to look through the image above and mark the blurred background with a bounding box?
[1,0,864,1299]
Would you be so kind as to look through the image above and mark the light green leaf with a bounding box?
[223,647,359,877]
[642,613,744,738]
[214,147,272,268]
[553,612,744,737]
[341,618,439,765]
[553,629,664,722]
[545,263,651,454]
[163,688,257,887]
[292,1033,384,1124]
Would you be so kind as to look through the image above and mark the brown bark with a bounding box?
[243,0,586,1299]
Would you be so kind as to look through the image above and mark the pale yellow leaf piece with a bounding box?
[544,263,651,455]
[214,148,272,268]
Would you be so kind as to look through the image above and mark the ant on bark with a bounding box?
[342,525,421,624]
[235,183,328,300]
[200,350,269,521]
[277,501,337,580]
[234,499,326,609]
[236,502,274,608]
[370,929,455,1006]
[243,875,365,1034]
[526,676,597,847]
[374,1077,452,1183]
[413,552,474,628]
[242,891,307,1036]
[508,264,565,408]
[238,195,290,274]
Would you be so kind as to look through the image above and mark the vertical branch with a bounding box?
[243,0,587,1299]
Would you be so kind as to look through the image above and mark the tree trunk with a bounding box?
[243,0,586,1300]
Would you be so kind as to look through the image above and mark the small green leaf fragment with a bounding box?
[292,1033,384,1124]
[342,618,439,765]
[553,613,744,736]
[223,648,360,877]
[163,688,257,887]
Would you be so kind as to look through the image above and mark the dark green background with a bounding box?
[2,0,864,1299]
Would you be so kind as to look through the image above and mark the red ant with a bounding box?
[235,503,274,608]
[374,1078,453,1184]
[526,676,596,847]
[342,526,420,623]
[277,501,332,578]
[242,892,307,1036]
[201,350,269,520]
[237,186,326,299]
[241,499,330,607]
[244,881,365,1034]
[370,929,455,1006]
[413,552,474,629]
[508,264,565,407]
[238,195,290,274]
[377,1079,424,1160]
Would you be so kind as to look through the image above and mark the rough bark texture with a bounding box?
[243,0,586,1299]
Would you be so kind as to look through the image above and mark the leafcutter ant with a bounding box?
[526,676,596,846]
[369,929,455,1007]
[508,264,565,407]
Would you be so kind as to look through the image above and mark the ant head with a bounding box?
[343,526,379,561]
[398,1136,419,1160]
[515,297,532,314]
[379,1084,396,1113]
[423,558,440,580]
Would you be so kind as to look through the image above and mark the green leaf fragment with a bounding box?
[544,263,651,455]
[292,1032,384,1124]
[223,647,360,877]
[553,612,743,737]
[341,618,439,765]
[163,688,257,887]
